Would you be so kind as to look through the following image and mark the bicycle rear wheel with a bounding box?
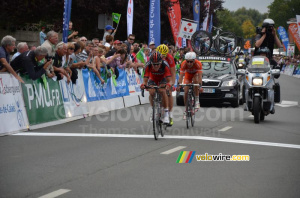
[214,31,237,55]
[191,30,212,55]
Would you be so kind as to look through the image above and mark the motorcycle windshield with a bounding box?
[248,56,270,73]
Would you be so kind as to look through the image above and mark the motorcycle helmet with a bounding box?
[262,18,275,27]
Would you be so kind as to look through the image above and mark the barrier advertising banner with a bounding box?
[82,68,129,101]
[0,73,29,134]
[21,75,66,125]
[59,69,88,117]
[125,68,141,95]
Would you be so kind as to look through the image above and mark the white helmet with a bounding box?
[262,18,275,27]
[185,52,196,60]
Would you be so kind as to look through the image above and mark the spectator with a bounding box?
[76,41,103,82]
[62,42,76,83]
[68,21,79,42]
[41,30,58,77]
[79,36,87,45]
[149,41,156,53]
[106,48,130,79]
[39,27,47,45]
[69,42,86,70]
[144,48,150,62]
[105,40,122,58]
[11,42,29,61]
[104,35,114,48]
[103,25,116,43]
[0,35,24,83]
[11,46,52,81]
[133,43,139,49]
[124,34,135,55]
[92,38,100,46]
[53,42,69,81]
[30,45,37,51]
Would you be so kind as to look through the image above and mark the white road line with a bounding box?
[13,132,300,149]
[38,189,71,198]
[218,126,232,132]
[160,146,186,155]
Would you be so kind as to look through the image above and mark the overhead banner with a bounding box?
[63,0,72,43]
[82,68,129,101]
[125,68,142,95]
[149,0,160,46]
[288,23,300,51]
[21,75,66,125]
[167,0,182,47]
[202,0,210,31]
[178,19,198,40]
[59,70,88,118]
[277,26,289,51]
[193,0,200,31]
[127,0,133,36]
[0,73,29,134]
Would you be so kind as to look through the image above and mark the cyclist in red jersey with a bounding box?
[140,51,172,124]
[157,44,175,126]
[177,52,202,118]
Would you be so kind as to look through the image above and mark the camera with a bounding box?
[46,56,53,61]
[256,26,262,34]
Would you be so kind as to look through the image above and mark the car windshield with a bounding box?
[201,61,234,75]
[248,56,270,73]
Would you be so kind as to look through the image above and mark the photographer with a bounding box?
[255,18,282,62]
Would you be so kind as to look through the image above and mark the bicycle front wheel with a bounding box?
[186,95,190,129]
[214,31,237,55]
[191,30,212,55]
[191,96,195,127]
[152,99,159,140]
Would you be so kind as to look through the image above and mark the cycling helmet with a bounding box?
[257,47,270,55]
[150,51,162,64]
[156,44,169,56]
[185,52,196,60]
[262,18,275,27]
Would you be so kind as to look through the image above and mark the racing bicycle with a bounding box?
[142,86,169,140]
[191,26,237,55]
[179,84,201,129]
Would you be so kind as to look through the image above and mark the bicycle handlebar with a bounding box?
[141,85,169,97]
[213,26,222,31]
[178,84,201,87]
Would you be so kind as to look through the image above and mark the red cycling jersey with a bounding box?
[144,60,171,84]
[165,53,175,68]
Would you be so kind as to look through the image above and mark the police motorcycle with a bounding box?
[237,56,280,123]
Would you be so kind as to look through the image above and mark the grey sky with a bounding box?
[222,0,274,13]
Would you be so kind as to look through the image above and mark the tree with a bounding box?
[242,19,256,38]
[216,9,242,36]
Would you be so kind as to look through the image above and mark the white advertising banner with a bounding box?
[296,15,300,37]
[59,69,88,118]
[0,73,29,134]
[127,0,134,36]
[178,19,198,40]
[125,68,141,96]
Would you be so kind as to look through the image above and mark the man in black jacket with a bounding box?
[11,46,52,80]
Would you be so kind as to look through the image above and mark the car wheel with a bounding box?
[231,90,239,108]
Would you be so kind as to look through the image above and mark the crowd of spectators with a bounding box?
[0,21,192,85]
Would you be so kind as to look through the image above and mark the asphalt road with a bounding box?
[1,74,300,198]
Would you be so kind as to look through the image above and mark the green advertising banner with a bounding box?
[21,75,66,125]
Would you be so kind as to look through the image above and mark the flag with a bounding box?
[193,0,200,31]
[149,0,160,46]
[174,51,180,60]
[167,0,182,47]
[127,0,134,36]
[62,0,72,43]
[202,0,210,31]
[136,47,145,63]
[112,13,121,24]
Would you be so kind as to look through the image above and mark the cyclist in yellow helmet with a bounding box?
[157,44,176,126]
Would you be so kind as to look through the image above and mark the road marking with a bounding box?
[218,126,232,132]
[13,132,300,149]
[276,100,299,107]
[38,189,71,198]
[161,146,186,154]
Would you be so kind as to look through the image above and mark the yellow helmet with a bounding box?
[156,44,169,56]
